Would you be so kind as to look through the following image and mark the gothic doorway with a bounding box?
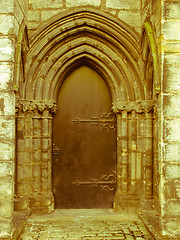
[52,66,117,208]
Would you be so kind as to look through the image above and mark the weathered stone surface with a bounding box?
[0,15,14,35]
[66,0,101,7]
[30,0,63,9]
[163,218,180,236]
[41,10,61,21]
[0,64,13,90]
[163,53,180,93]
[0,38,14,61]
[106,0,140,9]
[165,164,180,179]
[164,1,180,19]
[163,21,180,40]
[0,162,13,177]
[118,10,141,30]
[0,0,14,14]
[163,94,180,118]
[0,92,15,115]
[164,119,180,142]
[0,176,14,200]
[0,118,15,139]
[165,142,180,162]
[0,142,15,161]
[28,9,40,21]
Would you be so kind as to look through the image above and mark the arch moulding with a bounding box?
[15,8,155,213]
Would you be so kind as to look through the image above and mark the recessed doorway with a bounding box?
[52,65,117,208]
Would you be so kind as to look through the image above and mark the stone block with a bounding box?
[0,162,14,177]
[0,198,13,219]
[30,0,63,9]
[0,142,15,161]
[118,10,141,29]
[0,15,14,35]
[28,10,41,21]
[175,180,180,199]
[164,42,180,53]
[163,53,180,93]
[0,0,14,14]
[164,180,176,199]
[162,218,180,237]
[41,10,61,21]
[165,142,180,162]
[0,92,15,116]
[28,21,41,30]
[164,164,180,180]
[33,138,41,151]
[106,0,140,9]
[66,0,101,7]
[0,63,13,91]
[164,201,180,217]
[164,119,180,142]
[163,94,180,118]
[0,38,14,61]
[24,165,32,179]
[42,138,49,152]
[0,220,12,239]
[164,2,180,20]
[0,176,14,199]
[32,164,41,178]
[162,21,180,41]
[0,117,15,139]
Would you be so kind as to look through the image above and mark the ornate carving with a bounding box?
[72,112,116,129]
[112,100,155,114]
[72,171,116,192]
[16,99,57,113]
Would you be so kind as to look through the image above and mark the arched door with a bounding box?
[53,65,116,208]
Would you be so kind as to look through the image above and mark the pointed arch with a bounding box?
[24,8,145,102]
[141,21,159,99]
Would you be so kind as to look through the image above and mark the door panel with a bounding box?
[53,65,116,208]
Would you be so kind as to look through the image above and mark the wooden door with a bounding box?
[53,65,116,208]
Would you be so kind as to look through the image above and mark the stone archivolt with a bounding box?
[14,9,156,214]
[23,8,145,102]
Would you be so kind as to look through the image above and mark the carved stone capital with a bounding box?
[112,100,155,114]
[16,99,57,113]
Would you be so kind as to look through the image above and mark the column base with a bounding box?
[29,191,54,214]
[114,192,139,212]
[14,196,29,211]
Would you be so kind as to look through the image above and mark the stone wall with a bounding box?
[141,0,180,238]
[27,0,142,35]
[0,0,28,239]
[160,0,180,237]
[0,0,15,238]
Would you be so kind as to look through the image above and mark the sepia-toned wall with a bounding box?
[27,0,142,35]
[0,0,179,239]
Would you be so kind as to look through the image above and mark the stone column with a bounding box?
[113,112,122,210]
[15,110,31,212]
[16,100,57,214]
[112,100,155,211]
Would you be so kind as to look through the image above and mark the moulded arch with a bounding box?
[24,8,145,103]
[141,21,159,99]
